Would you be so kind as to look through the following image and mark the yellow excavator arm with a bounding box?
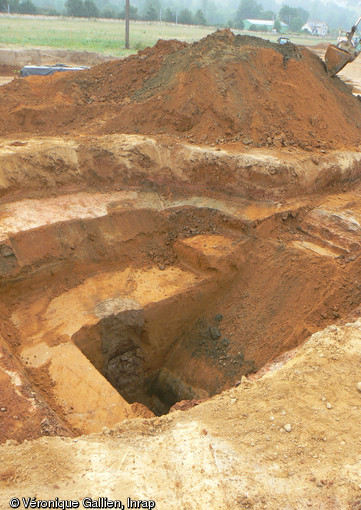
[325,16,361,76]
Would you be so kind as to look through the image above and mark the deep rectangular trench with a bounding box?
[69,216,361,416]
[2,191,361,431]
[0,126,361,440]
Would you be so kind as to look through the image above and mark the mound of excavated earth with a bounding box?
[0,29,361,149]
[1,30,361,510]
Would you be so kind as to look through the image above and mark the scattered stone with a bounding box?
[0,407,6,412]
[209,327,221,340]
[0,246,13,257]
[40,418,52,436]
[222,338,230,347]
[284,424,292,433]
[326,402,332,409]
[158,264,165,271]
[357,382,361,393]
[240,376,254,389]
[214,313,224,322]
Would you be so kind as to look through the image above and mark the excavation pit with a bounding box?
[67,220,361,418]
[3,186,361,434]
[0,136,361,440]
[1,136,361,439]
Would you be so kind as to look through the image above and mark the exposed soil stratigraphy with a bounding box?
[1,30,361,509]
[0,135,361,432]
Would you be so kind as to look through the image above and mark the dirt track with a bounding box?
[1,31,361,509]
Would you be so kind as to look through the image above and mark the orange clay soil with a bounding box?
[0,29,360,149]
[1,35,361,509]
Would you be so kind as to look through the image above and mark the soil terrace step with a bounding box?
[0,334,71,442]
[292,240,340,259]
[300,192,361,254]
[0,136,361,203]
[0,189,303,278]
[20,341,137,434]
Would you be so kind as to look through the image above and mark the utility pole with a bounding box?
[125,0,130,50]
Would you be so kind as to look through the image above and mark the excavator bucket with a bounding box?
[324,44,352,76]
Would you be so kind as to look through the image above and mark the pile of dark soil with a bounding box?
[0,64,19,76]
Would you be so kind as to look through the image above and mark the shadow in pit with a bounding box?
[72,308,206,416]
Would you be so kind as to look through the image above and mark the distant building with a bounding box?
[243,19,288,33]
[302,21,329,36]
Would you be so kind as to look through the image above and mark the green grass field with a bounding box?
[0,14,337,57]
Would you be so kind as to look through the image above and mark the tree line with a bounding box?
[61,0,307,32]
[0,0,206,23]
[0,0,356,33]
[233,1,309,32]
[62,0,207,24]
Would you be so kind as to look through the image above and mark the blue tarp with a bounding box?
[20,64,89,77]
